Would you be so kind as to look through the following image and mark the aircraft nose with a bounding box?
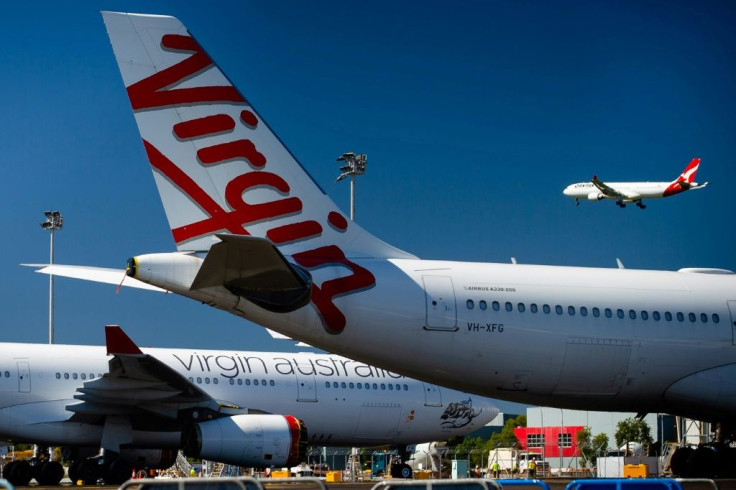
[563,186,573,196]
[474,396,501,425]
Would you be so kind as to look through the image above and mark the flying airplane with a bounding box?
[0,325,497,486]
[28,12,736,478]
[562,158,708,208]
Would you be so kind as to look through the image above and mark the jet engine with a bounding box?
[182,414,307,468]
[587,191,606,201]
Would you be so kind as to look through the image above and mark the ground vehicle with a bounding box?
[371,451,413,479]
[487,448,549,476]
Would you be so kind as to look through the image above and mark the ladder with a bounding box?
[660,442,679,476]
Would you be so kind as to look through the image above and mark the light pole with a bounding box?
[335,152,366,221]
[41,211,63,344]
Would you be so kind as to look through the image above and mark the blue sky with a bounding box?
[2,0,735,370]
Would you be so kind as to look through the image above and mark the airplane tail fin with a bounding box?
[664,158,701,196]
[101,12,413,260]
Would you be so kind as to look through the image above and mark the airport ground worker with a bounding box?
[528,459,536,478]
[490,460,500,478]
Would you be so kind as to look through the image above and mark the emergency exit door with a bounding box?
[17,362,30,393]
[422,275,457,331]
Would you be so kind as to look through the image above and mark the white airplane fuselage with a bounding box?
[0,342,497,447]
[563,181,673,200]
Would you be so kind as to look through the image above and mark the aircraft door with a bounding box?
[422,382,442,407]
[729,301,736,345]
[422,275,457,331]
[17,362,30,393]
[294,363,317,402]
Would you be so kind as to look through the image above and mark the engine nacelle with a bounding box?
[127,253,203,292]
[182,414,307,468]
[587,191,606,201]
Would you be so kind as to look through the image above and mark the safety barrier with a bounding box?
[496,479,551,490]
[371,478,502,490]
[120,476,328,490]
[565,479,684,490]
[0,479,13,490]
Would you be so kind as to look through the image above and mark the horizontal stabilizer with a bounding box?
[191,235,312,313]
[22,264,167,292]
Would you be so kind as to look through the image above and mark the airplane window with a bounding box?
[349,382,355,389]
[688,313,696,323]
[467,299,474,310]
[189,377,194,382]
[543,304,551,314]
[333,382,338,388]
[237,379,243,385]
[262,379,267,385]
[616,309,624,319]
[593,307,600,317]
[676,312,684,322]
[629,310,636,320]
[505,302,513,312]
[605,308,612,318]
[530,303,538,313]
[404,384,409,390]
[479,300,487,310]
[246,379,251,385]
[357,383,362,389]
[196,377,202,384]
[205,378,210,384]
[381,383,386,390]
[568,306,575,316]
[325,382,330,388]
[64,373,69,379]
[365,383,370,390]
[665,312,672,321]
[270,380,275,386]
[700,313,708,323]
[81,374,87,380]
[388,384,393,390]
[493,301,500,311]
[341,382,346,388]
[580,306,588,317]
[90,374,95,379]
[73,373,78,380]
[555,305,563,315]
[713,313,720,323]
[56,373,61,379]
[230,379,235,385]
[213,378,219,384]
[518,303,525,313]
[641,311,648,320]
[373,383,378,389]
[653,311,661,321]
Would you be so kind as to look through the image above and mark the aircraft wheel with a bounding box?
[688,446,717,477]
[78,459,103,485]
[106,458,133,485]
[8,460,32,486]
[37,461,65,485]
[669,446,693,477]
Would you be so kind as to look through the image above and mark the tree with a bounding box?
[615,418,653,456]
[576,428,609,468]
[488,414,526,449]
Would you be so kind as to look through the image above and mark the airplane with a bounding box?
[28,11,736,478]
[0,325,497,486]
[562,158,708,208]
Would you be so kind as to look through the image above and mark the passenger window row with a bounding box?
[465,299,720,324]
[189,376,276,387]
[55,372,102,380]
[325,381,409,391]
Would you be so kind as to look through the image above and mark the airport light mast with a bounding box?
[41,211,63,344]
[335,152,366,221]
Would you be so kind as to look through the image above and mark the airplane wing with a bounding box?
[591,176,640,200]
[67,326,248,429]
[22,264,167,292]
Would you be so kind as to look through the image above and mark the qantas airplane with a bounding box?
[29,12,736,477]
[562,158,708,208]
[0,325,497,486]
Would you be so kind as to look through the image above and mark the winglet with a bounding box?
[105,325,143,355]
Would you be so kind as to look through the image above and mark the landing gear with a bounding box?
[635,200,646,209]
[2,460,32,486]
[390,463,413,479]
[670,423,736,478]
[575,198,580,206]
[616,200,626,208]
